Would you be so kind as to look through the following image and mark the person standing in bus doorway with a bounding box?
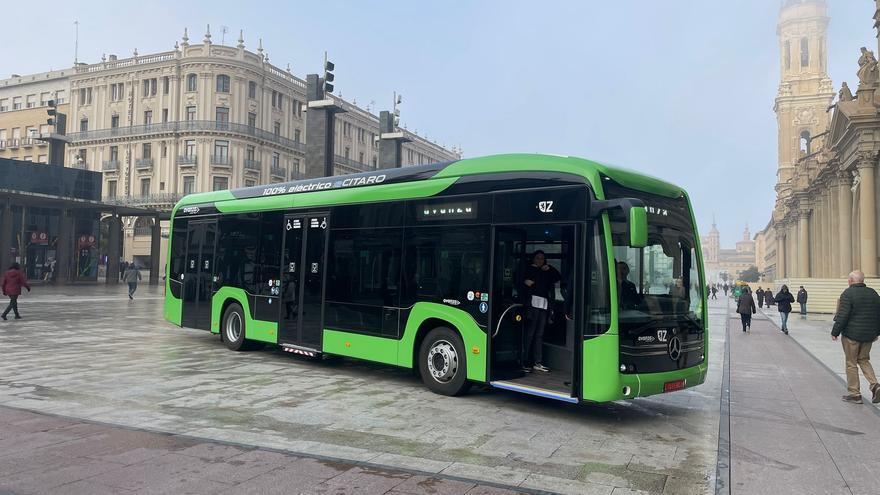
[736,286,756,333]
[832,270,880,404]
[756,287,765,309]
[797,286,809,316]
[1,263,30,320]
[522,250,561,373]
[775,285,795,334]
[123,262,142,299]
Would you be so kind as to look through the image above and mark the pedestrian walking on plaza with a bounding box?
[736,286,756,333]
[723,284,728,296]
[765,289,775,307]
[1,263,31,320]
[120,260,128,282]
[831,270,880,404]
[756,287,765,308]
[797,286,808,316]
[775,285,795,334]
[710,285,718,300]
[123,263,142,300]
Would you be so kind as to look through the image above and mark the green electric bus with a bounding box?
[165,154,707,403]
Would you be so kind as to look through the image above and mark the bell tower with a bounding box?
[774,0,835,199]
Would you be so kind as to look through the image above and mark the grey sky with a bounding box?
[1,1,872,248]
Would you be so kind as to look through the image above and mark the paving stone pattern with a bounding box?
[0,285,724,494]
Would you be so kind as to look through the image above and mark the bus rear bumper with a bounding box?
[619,363,708,400]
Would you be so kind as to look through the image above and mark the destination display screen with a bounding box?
[416,201,477,221]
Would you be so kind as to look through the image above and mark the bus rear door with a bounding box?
[181,220,217,330]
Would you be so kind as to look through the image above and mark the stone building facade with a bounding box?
[0,70,70,163]
[1,28,459,270]
[701,222,757,283]
[770,0,880,283]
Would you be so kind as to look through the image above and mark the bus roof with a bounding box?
[172,153,685,216]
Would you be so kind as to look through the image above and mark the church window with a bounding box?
[784,41,791,70]
[799,131,811,155]
[800,37,809,68]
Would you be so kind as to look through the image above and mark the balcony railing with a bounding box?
[67,120,306,153]
[244,159,261,170]
[102,160,119,171]
[103,193,183,208]
[71,161,88,170]
[211,154,232,166]
[20,138,36,147]
[270,165,286,177]
[334,154,374,173]
[177,155,197,166]
[5,139,19,149]
[136,158,154,169]
[133,227,153,236]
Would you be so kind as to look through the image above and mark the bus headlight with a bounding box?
[619,364,627,372]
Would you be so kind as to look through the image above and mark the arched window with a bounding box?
[186,74,197,92]
[800,37,809,68]
[799,130,811,155]
[784,40,791,70]
[216,74,230,93]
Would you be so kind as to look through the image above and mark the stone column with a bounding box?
[55,210,72,284]
[839,172,854,276]
[829,183,840,277]
[857,158,878,277]
[149,217,161,285]
[798,211,810,277]
[106,214,121,284]
[777,229,786,279]
[0,201,12,272]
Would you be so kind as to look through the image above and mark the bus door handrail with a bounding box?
[493,303,522,338]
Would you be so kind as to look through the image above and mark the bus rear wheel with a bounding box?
[222,303,262,351]
[419,327,470,396]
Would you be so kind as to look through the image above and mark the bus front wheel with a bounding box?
[419,327,471,396]
[222,303,260,351]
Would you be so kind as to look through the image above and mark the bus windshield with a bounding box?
[606,185,704,338]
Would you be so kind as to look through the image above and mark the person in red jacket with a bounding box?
[1,262,31,320]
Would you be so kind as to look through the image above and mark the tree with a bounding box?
[739,265,761,283]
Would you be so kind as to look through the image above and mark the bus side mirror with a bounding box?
[628,207,647,248]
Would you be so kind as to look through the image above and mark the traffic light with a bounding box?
[46,99,57,126]
[323,59,335,94]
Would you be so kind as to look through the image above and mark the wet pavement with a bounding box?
[0,284,725,494]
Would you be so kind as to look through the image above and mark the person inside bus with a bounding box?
[616,261,640,309]
[521,250,561,373]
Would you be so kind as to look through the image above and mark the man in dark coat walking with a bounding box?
[1,263,31,320]
[756,287,765,308]
[832,270,880,404]
[797,286,808,315]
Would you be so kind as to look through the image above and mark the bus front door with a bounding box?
[278,213,328,351]
[181,220,217,330]
[489,224,580,403]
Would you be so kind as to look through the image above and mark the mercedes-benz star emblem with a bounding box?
[668,336,682,361]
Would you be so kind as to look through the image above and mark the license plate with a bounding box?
[663,379,685,392]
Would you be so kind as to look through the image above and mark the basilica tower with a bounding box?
[774,0,835,200]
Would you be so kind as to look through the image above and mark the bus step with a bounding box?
[490,381,578,403]
[280,344,320,358]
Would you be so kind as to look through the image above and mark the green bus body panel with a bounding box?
[321,303,487,382]
[581,334,621,401]
[210,287,278,343]
[165,291,181,325]
[323,330,399,366]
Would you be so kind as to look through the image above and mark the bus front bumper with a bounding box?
[619,362,708,400]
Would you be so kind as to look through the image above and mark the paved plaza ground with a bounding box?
[0,285,877,494]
